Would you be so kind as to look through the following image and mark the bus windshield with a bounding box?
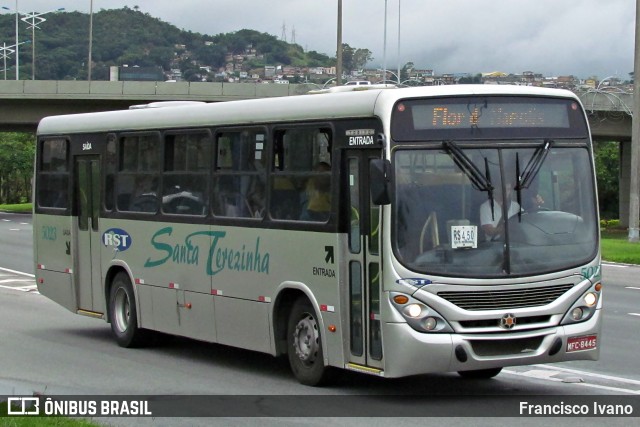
[393,143,598,277]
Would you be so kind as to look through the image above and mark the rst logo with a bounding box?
[102,228,132,252]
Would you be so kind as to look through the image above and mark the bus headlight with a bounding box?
[570,307,583,321]
[405,303,423,318]
[390,292,453,333]
[561,286,601,325]
[584,292,597,307]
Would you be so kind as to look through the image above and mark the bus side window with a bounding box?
[38,138,69,210]
[116,134,160,213]
[162,132,211,216]
[270,127,332,222]
[213,129,266,219]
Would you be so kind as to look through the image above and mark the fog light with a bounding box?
[424,317,437,331]
[584,292,597,307]
[571,307,583,320]
[406,304,423,318]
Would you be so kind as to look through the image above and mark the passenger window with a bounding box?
[270,127,332,221]
[116,134,161,213]
[38,138,69,209]
[162,132,211,216]
[212,129,266,218]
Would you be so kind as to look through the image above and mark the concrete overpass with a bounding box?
[0,80,313,132]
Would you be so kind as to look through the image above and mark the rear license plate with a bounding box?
[566,335,597,352]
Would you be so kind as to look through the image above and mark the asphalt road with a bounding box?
[0,212,638,425]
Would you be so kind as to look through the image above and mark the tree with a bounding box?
[341,44,373,74]
[594,141,620,219]
[0,133,35,204]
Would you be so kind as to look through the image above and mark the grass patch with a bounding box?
[0,203,32,213]
[0,402,100,427]
[601,230,640,264]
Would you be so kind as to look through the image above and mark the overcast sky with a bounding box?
[5,0,635,78]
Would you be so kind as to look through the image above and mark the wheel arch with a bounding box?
[103,262,135,324]
[271,282,325,358]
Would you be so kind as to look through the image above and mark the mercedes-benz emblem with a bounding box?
[499,313,517,330]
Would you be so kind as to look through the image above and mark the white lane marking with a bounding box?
[603,263,627,268]
[504,369,640,394]
[0,284,39,294]
[626,286,640,291]
[533,364,640,386]
[1,219,10,222]
[9,229,20,231]
[0,279,34,284]
[629,313,640,317]
[0,267,34,278]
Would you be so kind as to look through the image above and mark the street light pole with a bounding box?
[88,0,93,81]
[336,0,342,85]
[0,42,15,80]
[382,0,388,83]
[397,0,401,85]
[21,8,65,80]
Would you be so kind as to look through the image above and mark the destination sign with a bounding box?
[391,96,588,141]
[410,101,571,130]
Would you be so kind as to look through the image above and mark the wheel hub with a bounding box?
[293,314,319,364]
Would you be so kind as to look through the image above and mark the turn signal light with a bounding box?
[393,295,409,304]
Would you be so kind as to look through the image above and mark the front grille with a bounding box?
[459,315,551,329]
[437,283,574,311]
[470,336,544,356]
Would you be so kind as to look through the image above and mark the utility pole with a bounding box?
[629,0,640,241]
[336,0,342,86]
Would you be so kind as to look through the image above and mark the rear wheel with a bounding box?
[109,272,148,347]
[457,367,503,379]
[287,298,328,386]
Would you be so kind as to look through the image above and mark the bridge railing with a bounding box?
[0,80,316,101]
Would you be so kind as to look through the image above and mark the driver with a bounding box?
[480,182,520,241]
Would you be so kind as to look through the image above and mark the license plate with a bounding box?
[566,335,597,352]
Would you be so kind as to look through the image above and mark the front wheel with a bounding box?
[457,367,503,379]
[287,298,328,386]
[109,272,148,348]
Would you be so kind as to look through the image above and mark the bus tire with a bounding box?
[287,298,328,386]
[109,272,147,348]
[457,367,502,379]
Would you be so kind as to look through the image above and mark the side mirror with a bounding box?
[370,159,392,205]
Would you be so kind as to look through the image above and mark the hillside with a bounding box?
[0,7,366,81]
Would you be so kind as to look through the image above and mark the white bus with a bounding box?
[34,85,602,385]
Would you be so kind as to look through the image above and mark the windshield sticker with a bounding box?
[451,225,477,249]
[144,227,270,276]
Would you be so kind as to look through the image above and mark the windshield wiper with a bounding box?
[443,140,493,192]
[515,140,553,218]
[518,140,552,189]
[444,140,496,220]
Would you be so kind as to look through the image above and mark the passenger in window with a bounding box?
[300,162,331,221]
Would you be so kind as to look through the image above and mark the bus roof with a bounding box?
[36,85,579,136]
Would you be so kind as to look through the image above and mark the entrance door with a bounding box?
[74,156,103,312]
[345,150,384,370]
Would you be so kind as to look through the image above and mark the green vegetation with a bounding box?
[0,203,31,213]
[0,402,100,427]
[601,229,640,265]
[0,133,34,206]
